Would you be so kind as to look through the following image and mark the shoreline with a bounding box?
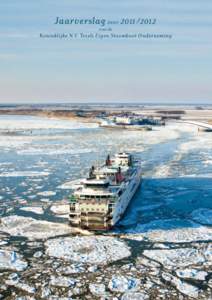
[0,109,99,124]
[0,107,212,124]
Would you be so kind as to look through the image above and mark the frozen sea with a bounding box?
[0,114,211,299]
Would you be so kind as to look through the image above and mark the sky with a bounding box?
[0,0,212,104]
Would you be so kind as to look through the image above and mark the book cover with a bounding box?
[0,1,211,299]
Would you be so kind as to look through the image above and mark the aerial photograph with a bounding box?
[0,1,212,300]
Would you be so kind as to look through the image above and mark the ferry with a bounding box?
[100,120,152,131]
[69,152,142,230]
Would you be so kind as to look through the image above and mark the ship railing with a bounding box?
[69,194,117,203]
[77,196,117,202]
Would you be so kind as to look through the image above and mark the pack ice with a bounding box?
[0,250,28,271]
[20,206,44,215]
[50,204,69,218]
[125,219,212,243]
[45,236,131,265]
[143,247,210,270]
[0,216,73,240]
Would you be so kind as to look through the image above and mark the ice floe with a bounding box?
[0,115,97,131]
[176,269,207,281]
[108,275,140,293]
[45,236,131,265]
[179,134,212,154]
[33,251,43,258]
[162,272,199,298]
[153,165,172,178]
[191,208,212,225]
[6,272,19,285]
[143,248,207,270]
[10,282,36,294]
[48,297,72,300]
[0,249,28,271]
[0,136,33,150]
[124,219,212,243]
[37,191,56,196]
[0,171,49,177]
[41,287,51,298]
[89,283,106,296]
[0,216,73,240]
[56,264,85,274]
[58,179,82,190]
[17,146,94,156]
[50,275,76,287]
[40,198,51,203]
[20,206,44,215]
[50,204,69,218]
[0,240,8,246]
[121,292,149,300]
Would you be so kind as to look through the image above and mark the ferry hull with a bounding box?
[112,168,142,226]
[69,168,142,231]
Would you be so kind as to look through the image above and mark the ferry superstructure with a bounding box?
[100,120,152,131]
[69,153,142,230]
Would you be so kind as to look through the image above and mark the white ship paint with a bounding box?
[69,153,142,230]
[112,167,142,225]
